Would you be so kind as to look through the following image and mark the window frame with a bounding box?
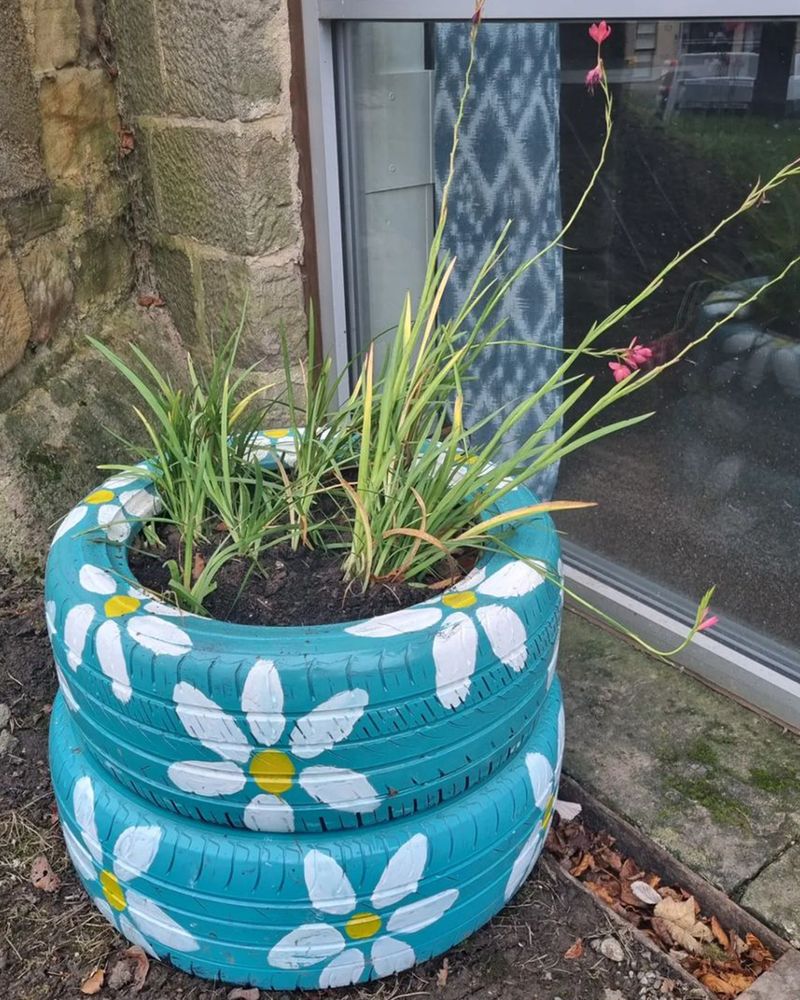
[300,1,800,730]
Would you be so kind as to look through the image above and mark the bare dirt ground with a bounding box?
[0,566,701,1000]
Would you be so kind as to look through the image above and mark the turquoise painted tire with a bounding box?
[51,677,564,990]
[44,444,562,834]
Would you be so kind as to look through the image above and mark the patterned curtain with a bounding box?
[434,24,563,499]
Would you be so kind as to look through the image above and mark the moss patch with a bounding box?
[748,766,800,795]
[664,775,752,830]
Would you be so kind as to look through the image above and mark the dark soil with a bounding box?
[0,566,704,1000]
[128,527,429,626]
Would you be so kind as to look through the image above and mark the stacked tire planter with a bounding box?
[46,433,566,990]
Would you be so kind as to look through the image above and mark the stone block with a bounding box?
[39,68,119,182]
[155,0,282,120]
[0,2,47,200]
[198,251,307,368]
[17,236,74,345]
[73,226,133,311]
[151,239,200,345]
[142,119,297,255]
[3,189,66,246]
[740,844,800,947]
[33,0,81,70]
[0,236,33,378]
[106,0,165,115]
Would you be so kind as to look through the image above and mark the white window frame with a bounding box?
[300,1,800,730]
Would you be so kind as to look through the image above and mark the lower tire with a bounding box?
[51,676,564,990]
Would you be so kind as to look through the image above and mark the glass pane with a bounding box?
[336,18,800,652]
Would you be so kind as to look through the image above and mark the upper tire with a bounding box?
[45,447,562,834]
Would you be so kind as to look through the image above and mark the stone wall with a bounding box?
[106,0,307,369]
[0,0,307,569]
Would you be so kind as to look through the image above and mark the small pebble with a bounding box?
[599,937,625,963]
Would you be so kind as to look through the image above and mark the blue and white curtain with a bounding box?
[434,24,563,499]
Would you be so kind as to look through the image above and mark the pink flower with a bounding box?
[589,21,612,44]
[698,612,720,633]
[608,361,632,383]
[624,338,654,368]
[585,64,603,91]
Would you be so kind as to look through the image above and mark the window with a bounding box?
[301,3,800,727]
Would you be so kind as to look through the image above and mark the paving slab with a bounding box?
[741,843,800,948]
[558,610,800,938]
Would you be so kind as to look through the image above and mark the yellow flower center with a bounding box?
[85,489,115,504]
[249,750,295,795]
[345,911,382,940]
[264,428,289,438]
[542,793,556,829]
[100,870,127,912]
[104,595,142,618]
[442,591,477,609]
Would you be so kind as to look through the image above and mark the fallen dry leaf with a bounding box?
[80,968,105,995]
[227,988,260,1000]
[555,799,582,821]
[710,915,730,950]
[653,896,713,954]
[585,879,620,908]
[660,979,676,994]
[436,957,449,987]
[30,854,60,892]
[745,932,773,968]
[564,938,584,959]
[630,880,662,906]
[192,550,206,581]
[699,971,755,996]
[570,852,594,877]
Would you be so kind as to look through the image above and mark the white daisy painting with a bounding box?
[269,834,458,987]
[167,659,380,831]
[63,776,199,957]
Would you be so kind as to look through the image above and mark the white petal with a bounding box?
[555,800,582,821]
[102,472,139,489]
[433,611,477,709]
[268,924,346,970]
[241,658,285,747]
[546,635,560,690]
[476,604,527,672]
[93,895,116,925]
[525,752,555,812]
[78,565,117,595]
[168,760,246,796]
[127,616,191,656]
[112,825,161,881]
[386,888,459,934]
[449,566,487,592]
[504,825,543,902]
[63,823,95,880]
[290,689,368,760]
[73,776,102,863]
[557,704,566,769]
[95,620,131,703]
[56,664,80,713]
[52,505,88,546]
[125,890,199,952]
[119,914,157,958]
[319,948,366,988]
[45,600,57,638]
[344,607,442,638]
[119,488,161,520]
[142,600,191,618]
[97,503,131,543]
[172,682,250,763]
[304,850,356,915]
[243,794,294,833]
[299,766,380,814]
[371,834,428,909]
[477,560,544,598]
[64,604,95,671]
[370,936,416,978]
